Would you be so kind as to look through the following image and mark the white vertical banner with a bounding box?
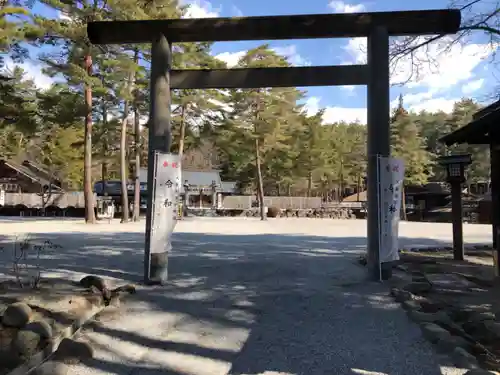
[150,152,182,255]
[377,156,405,263]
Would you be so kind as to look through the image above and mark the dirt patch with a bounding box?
[389,249,500,371]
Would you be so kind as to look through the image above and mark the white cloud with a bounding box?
[215,51,246,67]
[328,1,365,13]
[303,97,321,115]
[272,45,311,66]
[2,58,54,90]
[390,90,461,113]
[182,0,220,19]
[408,97,460,113]
[462,78,484,94]
[304,96,366,124]
[215,45,309,67]
[343,36,495,91]
[323,106,366,124]
[340,35,496,116]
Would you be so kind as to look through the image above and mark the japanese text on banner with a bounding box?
[150,152,182,255]
[378,157,405,263]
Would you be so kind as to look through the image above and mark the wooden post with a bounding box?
[367,26,390,281]
[144,34,172,285]
[451,182,464,261]
[491,142,500,275]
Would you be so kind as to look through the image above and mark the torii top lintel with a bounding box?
[87,9,461,45]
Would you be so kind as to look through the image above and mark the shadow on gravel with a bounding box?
[0,231,470,374]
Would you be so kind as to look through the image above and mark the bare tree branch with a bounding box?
[387,0,499,88]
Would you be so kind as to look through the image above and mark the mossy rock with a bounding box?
[54,337,94,362]
[12,327,44,360]
[421,323,452,343]
[435,335,471,353]
[403,281,432,294]
[10,320,53,359]
[2,302,32,328]
[402,300,421,311]
[408,310,451,325]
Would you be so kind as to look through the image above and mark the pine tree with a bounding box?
[0,66,38,157]
[34,0,113,223]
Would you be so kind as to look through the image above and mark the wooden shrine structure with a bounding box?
[440,99,500,273]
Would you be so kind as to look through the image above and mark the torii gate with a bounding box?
[87,9,461,285]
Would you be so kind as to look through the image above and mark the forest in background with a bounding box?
[0,0,497,222]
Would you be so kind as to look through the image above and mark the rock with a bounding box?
[483,320,500,337]
[80,275,111,304]
[412,276,428,283]
[419,299,446,313]
[464,370,499,375]
[450,307,476,322]
[468,311,496,323]
[408,310,451,325]
[54,338,94,361]
[34,361,70,375]
[0,346,22,369]
[12,326,44,359]
[402,300,421,311]
[24,320,53,340]
[435,335,470,352]
[391,288,414,303]
[394,264,408,272]
[2,302,32,328]
[452,347,479,370]
[403,281,432,294]
[421,323,452,343]
[112,283,136,295]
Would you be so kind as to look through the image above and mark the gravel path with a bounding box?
[1,218,492,375]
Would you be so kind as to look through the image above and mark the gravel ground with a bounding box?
[0,217,493,375]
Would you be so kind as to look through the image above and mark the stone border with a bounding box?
[399,244,493,253]
[5,301,105,375]
[391,286,482,370]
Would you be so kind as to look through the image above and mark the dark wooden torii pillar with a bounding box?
[87,9,461,285]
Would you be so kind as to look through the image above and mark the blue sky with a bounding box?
[10,0,500,124]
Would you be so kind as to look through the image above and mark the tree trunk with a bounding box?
[101,99,108,198]
[83,55,96,224]
[120,100,130,223]
[132,49,141,222]
[307,169,312,198]
[178,104,187,157]
[401,184,407,221]
[101,160,108,196]
[339,159,344,201]
[255,137,266,221]
[356,173,361,201]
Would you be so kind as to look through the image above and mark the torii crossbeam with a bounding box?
[87,9,461,285]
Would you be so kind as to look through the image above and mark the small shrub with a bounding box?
[267,206,280,218]
[0,235,62,289]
